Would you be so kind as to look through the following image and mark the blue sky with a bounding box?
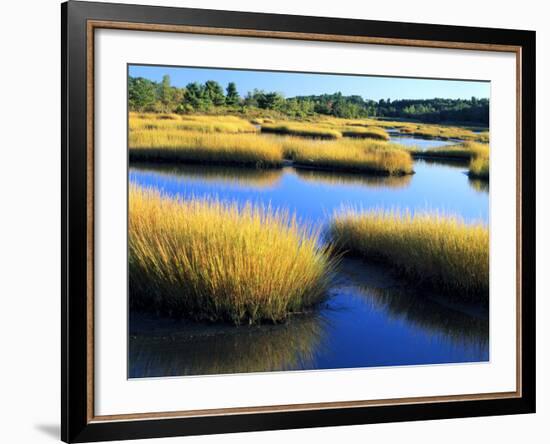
[129,65,490,101]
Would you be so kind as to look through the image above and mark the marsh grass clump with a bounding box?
[328,209,489,301]
[261,122,342,139]
[130,113,258,134]
[282,137,413,175]
[129,125,413,173]
[412,141,490,180]
[475,131,490,143]
[396,123,489,142]
[468,153,489,180]
[411,141,489,160]
[341,126,390,140]
[129,131,284,167]
[129,187,337,324]
[317,117,488,140]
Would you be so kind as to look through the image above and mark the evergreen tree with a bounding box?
[225,82,240,106]
[204,80,225,106]
[183,82,205,110]
[257,92,285,110]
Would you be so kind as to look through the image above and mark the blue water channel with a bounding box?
[128,140,489,378]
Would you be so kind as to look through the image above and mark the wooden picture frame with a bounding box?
[62,1,536,442]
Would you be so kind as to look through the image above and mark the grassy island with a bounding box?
[409,141,490,180]
[260,122,342,139]
[130,113,258,134]
[283,137,413,175]
[129,131,284,167]
[329,209,489,301]
[398,124,489,143]
[410,141,489,161]
[129,187,337,324]
[129,113,414,175]
[468,156,489,180]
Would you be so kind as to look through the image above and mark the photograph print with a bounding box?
[127,65,490,379]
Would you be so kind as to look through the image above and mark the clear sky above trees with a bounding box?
[129,64,490,102]
[128,67,489,124]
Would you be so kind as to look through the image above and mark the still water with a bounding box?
[389,134,458,149]
[129,157,489,378]
[129,160,488,225]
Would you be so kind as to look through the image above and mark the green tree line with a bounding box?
[129,75,489,124]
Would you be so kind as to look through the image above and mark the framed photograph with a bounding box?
[61,1,536,442]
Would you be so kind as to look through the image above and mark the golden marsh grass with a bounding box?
[341,126,390,140]
[411,141,489,160]
[282,137,413,175]
[129,187,337,324]
[398,123,489,143]
[129,112,413,174]
[261,118,390,141]
[261,122,342,139]
[329,209,489,300]
[130,112,258,134]
[129,131,284,167]
[468,153,489,180]
[411,141,490,180]
[319,117,489,143]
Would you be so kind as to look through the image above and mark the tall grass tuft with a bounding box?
[468,153,489,180]
[282,137,413,175]
[412,141,489,180]
[328,209,489,301]
[396,123,489,142]
[476,131,490,143]
[129,187,337,324]
[341,126,390,140]
[129,131,284,167]
[261,122,342,139]
[130,113,258,134]
[411,141,489,161]
[317,117,488,143]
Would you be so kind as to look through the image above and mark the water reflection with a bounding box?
[335,259,488,348]
[294,168,412,189]
[128,139,490,377]
[130,160,488,225]
[129,259,488,378]
[389,133,457,150]
[129,312,328,378]
[468,177,490,193]
[353,284,488,348]
[131,162,283,189]
[414,157,469,169]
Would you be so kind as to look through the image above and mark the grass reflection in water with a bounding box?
[130,162,284,189]
[129,259,489,378]
[129,312,328,377]
[294,168,412,189]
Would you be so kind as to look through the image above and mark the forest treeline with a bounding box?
[129,75,489,125]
